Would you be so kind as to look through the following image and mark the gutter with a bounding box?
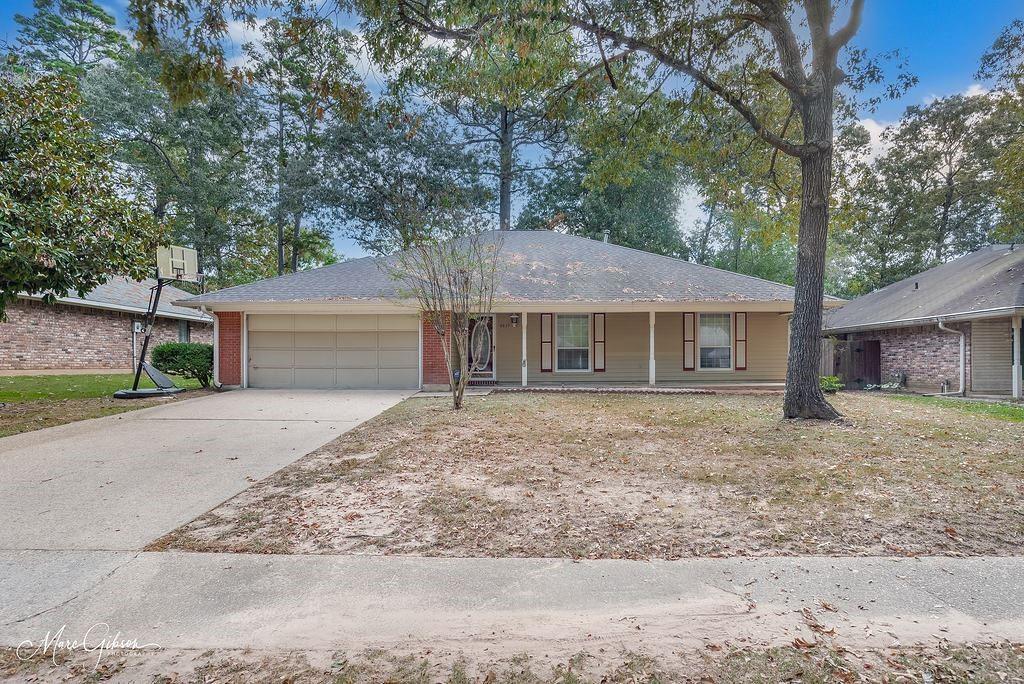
[929,317,967,397]
[18,293,212,323]
[824,305,1024,335]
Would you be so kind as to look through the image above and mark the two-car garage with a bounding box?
[246,313,420,389]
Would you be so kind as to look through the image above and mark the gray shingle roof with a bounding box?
[824,245,1024,332]
[178,230,812,306]
[23,277,212,321]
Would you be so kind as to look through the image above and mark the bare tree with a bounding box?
[389,226,503,409]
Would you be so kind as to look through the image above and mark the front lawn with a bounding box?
[886,392,1024,422]
[152,392,1024,558]
[0,373,205,438]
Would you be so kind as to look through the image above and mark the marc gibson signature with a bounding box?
[17,623,160,667]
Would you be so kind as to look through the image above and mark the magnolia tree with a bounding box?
[390,227,503,409]
[0,72,162,319]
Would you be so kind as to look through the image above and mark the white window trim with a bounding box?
[555,313,593,373]
[696,312,734,372]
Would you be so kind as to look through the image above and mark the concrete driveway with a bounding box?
[0,389,412,551]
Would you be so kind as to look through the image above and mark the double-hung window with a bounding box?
[556,314,590,371]
[698,313,732,370]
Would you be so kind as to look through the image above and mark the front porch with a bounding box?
[450,310,792,390]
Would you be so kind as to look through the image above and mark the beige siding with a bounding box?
[971,317,1012,394]
[493,310,789,384]
[657,312,789,383]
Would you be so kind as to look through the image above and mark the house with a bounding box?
[2,278,213,373]
[823,244,1024,399]
[176,230,841,390]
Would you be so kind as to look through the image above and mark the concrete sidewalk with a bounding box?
[2,552,1022,654]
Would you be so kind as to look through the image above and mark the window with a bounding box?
[178,320,190,343]
[699,313,732,370]
[556,314,590,371]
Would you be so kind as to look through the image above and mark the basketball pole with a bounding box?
[131,273,167,391]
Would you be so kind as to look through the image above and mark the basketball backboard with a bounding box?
[156,245,201,282]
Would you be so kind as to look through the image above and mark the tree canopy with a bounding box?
[0,73,162,318]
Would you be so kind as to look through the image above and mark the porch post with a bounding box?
[648,311,656,386]
[521,311,528,387]
[1013,315,1022,400]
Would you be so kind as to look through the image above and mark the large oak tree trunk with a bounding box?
[783,92,841,420]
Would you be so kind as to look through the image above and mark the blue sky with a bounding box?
[2,1,1020,258]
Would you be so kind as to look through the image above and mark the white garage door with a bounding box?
[247,314,419,389]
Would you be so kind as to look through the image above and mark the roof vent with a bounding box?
[602,229,610,244]
[914,281,919,290]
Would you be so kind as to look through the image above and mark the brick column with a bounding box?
[421,312,450,389]
[215,311,242,386]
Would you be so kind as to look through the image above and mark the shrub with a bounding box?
[820,375,843,394]
[151,342,214,388]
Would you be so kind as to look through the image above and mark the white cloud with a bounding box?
[858,117,894,163]
[963,83,989,98]
[676,185,708,231]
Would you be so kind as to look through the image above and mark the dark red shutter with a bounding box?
[683,312,695,371]
[540,313,553,372]
[594,313,606,372]
[735,312,748,370]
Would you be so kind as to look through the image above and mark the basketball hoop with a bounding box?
[156,245,203,283]
[115,245,202,398]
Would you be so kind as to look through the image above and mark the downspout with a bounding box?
[930,317,966,396]
[203,305,223,390]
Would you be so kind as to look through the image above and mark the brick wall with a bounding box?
[422,312,450,387]
[215,311,242,386]
[849,323,971,392]
[1,299,212,371]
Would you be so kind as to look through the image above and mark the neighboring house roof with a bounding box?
[178,230,835,307]
[824,244,1024,333]
[20,277,212,322]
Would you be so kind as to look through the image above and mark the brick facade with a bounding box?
[215,311,243,386]
[421,312,450,388]
[848,323,971,393]
[1,299,212,371]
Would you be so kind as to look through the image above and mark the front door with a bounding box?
[468,315,495,380]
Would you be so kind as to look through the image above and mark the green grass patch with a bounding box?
[0,373,201,402]
[884,392,1024,422]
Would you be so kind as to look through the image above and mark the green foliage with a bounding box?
[247,8,368,273]
[836,93,1015,296]
[978,20,1024,244]
[820,376,843,394]
[518,149,686,257]
[0,72,163,319]
[82,47,259,288]
[151,342,214,388]
[14,0,128,77]
[328,107,492,255]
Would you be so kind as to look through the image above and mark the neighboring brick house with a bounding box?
[2,278,212,372]
[174,230,844,390]
[824,245,1023,398]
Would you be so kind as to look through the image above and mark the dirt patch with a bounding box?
[0,392,209,439]
[3,643,1022,683]
[152,393,1024,558]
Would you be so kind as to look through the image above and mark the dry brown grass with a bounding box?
[151,392,1024,558]
[3,643,1023,683]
